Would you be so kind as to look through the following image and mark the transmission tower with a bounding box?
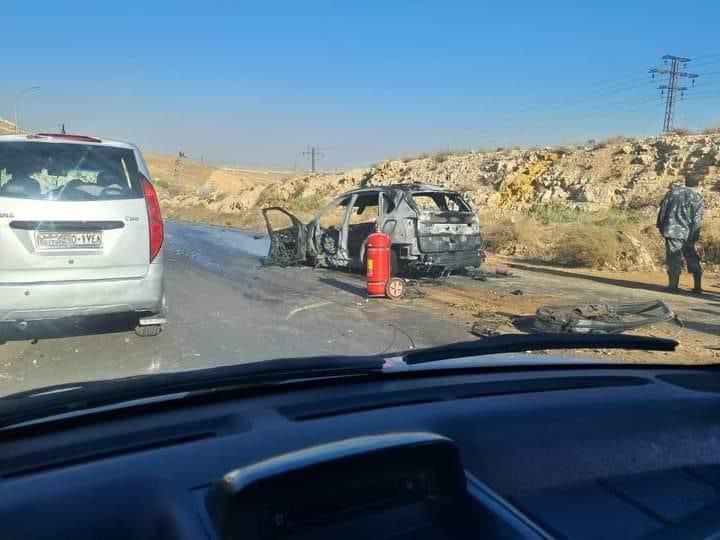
[303,146,324,172]
[649,55,698,132]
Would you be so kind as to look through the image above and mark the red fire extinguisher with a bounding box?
[366,232,405,299]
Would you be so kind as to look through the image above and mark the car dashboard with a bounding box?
[1,364,720,539]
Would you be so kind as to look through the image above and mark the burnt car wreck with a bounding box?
[263,183,485,275]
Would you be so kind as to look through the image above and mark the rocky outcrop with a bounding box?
[159,132,720,220]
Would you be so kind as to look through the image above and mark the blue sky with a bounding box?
[2,0,720,169]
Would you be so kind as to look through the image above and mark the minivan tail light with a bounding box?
[142,177,164,262]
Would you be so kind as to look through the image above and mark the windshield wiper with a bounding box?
[400,333,678,364]
[0,356,385,429]
[0,333,678,429]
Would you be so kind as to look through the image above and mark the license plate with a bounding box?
[36,231,103,250]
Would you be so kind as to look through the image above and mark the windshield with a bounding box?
[0,142,142,201]
[1,2,719,401]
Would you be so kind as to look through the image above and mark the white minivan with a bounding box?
[0,133,165,337]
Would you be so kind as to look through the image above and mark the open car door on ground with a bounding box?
[262,207,308,266]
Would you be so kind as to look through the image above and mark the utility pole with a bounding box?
[649,55,698,132]
[302,146,324,172]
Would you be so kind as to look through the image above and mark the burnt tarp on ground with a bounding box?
[533,300,675,334]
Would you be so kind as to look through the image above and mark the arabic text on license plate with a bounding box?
[36,231,103,250]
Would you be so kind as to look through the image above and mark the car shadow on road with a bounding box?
[510,263,720,301]
[317,277,367,298]
[680,318,720,337]
[0,314,136,343]
[690,307,720,317]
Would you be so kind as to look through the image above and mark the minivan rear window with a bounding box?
[0,142,143,201]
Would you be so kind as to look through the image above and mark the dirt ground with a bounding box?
[163,209,720,364]
[401,254,720,364]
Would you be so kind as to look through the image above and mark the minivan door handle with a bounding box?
[9,221,125,231]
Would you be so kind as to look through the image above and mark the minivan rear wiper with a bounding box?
[400,333,678,364]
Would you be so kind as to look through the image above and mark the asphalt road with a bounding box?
[0,221,472,396]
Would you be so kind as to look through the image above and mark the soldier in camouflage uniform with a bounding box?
[656,178,705,293]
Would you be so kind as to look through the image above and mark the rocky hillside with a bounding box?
[160,132,720,222]
[0,119,16,135]
[262,133,720,217]
[157,131,720,270]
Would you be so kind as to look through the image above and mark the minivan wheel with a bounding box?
[135,324,162,337]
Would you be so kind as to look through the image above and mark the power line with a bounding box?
[691,53,720,61]
[678,89,720,98]
[486,94,663,146]
[679,92,720,102]
[649,54,699,131]
[510,76,653,117]
[688,59,720,69]
[302,146,324,172]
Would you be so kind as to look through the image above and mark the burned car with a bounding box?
[263,183,484,274]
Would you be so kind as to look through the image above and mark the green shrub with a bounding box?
[432,151,452,163]
[552,145,573,156]
[592,209,642,227]
[669,127,692,136]
[523,203,579,225]
[287,194,324,211]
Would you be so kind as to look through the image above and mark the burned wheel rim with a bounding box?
[386,277,406,299]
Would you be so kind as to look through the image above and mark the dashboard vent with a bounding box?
[0,416,240,479]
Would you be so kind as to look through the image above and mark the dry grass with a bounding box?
[161,203,267,231]
[481,219,519,253]
[145,152,217,190]
[700,219,720,264]
[145,152,290,194]
[482,207,664,270]
[551,225,621,267]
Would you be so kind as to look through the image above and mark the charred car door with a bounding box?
[347,191,381,267]
[306,196,353,268]
[262,207,308,266]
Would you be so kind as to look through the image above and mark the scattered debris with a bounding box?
[467,268,515,280]
[533,300,675,334]
[470,323,502,338]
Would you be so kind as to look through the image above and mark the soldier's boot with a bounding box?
[692,272,703,294]
[667,272,680,292]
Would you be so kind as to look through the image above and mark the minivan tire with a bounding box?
[135,324,162,337]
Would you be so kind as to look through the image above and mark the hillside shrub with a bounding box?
[551,225,620,267]
[523,203,579,225]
